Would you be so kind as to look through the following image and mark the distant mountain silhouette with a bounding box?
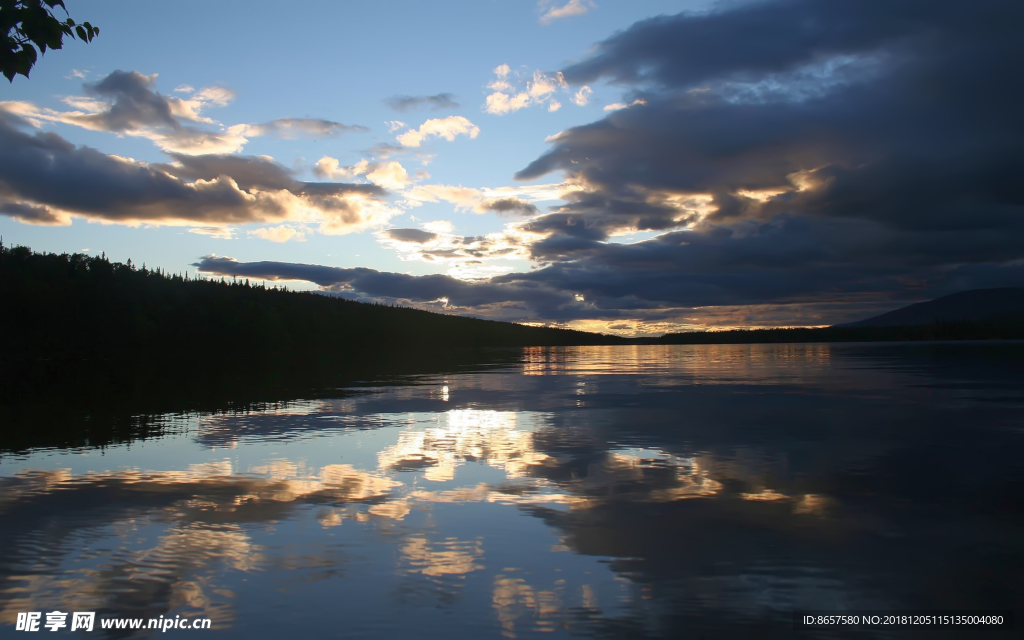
[657,288,1024,345]
[839,288,1024,327]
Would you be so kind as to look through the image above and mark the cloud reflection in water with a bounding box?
[1,344,1022,637]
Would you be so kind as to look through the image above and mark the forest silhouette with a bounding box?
[0,243,622,394]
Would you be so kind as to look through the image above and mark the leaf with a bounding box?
[3,1,99,80]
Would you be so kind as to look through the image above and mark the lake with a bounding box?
[1,343,1021,638]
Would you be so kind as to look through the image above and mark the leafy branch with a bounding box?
[1,0,98,82]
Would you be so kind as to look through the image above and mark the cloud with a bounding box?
[402,184,483,210]
[396,116,480,147]
[2,70,365,155]
[480,197,539,217]
[491,0,1024,327]
[485,92,532,116]
[483,67,590,115]
[249,225,307,242]
[1,71,245,154]
[384,93,460,112]
[155,152,301,191]
[188,227,235,239]
[0,111,398,235]
[570,86,592,106]
[312,157,357,181]
[365,161,411,190]
[11,3,1022,331]
[192,255,576,313]
[231,118,368,139]
[402,182,565,215]
[85,71,244,153]
[193,230,1024,331]
[559,0,922,90]
[314,157,412,190]
[0,200,68,226]
[366,142,407,160]
[192,0,1007,330]
[603,99,646,111]
[375,220,537,279]
[383,228,438,244]
[539,0,594,26]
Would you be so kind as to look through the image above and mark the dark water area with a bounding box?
[1,343,1022,638]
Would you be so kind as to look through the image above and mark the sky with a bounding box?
[1,0,1022,335]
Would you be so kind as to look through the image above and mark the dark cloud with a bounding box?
[27,71,365,154]
[506,214,1024,317]
[155,153,386,197]
[0,114,387,228]
[194,245,1020,328]
[192,256,578,314]
[521,190,698,242]
[83,70,181,131]
[0,200,64,225]
[384,93,460,112]
[560,0,944,89]
[383,228,438,244]
[480,197,539,217]
[59,70,242,154]
[155,153,297,191]
[506,0,1024,321]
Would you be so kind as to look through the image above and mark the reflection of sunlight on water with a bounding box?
[522,344,838,387]
[0,519,257,629]
[492,574,565,638]
[490,571,634,639]
[793,493,833,516]
[377,409,553,481]
[402,535,484,577]
[595,447,723,503]
[740,488,789,501]
[368,500,412,520]
[0,351,883,635]
[0,403,842,631]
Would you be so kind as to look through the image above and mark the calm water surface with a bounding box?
[1,344,1022,638]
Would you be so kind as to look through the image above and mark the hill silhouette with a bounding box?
[0,243,622,406]
[840,288,1024,327]
[656,289,1024,345]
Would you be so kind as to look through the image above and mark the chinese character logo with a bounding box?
[71,612,95,632]
[15,612,41,632]
[43,611,67,632]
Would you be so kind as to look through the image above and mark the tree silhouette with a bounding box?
[2,0,98,81]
